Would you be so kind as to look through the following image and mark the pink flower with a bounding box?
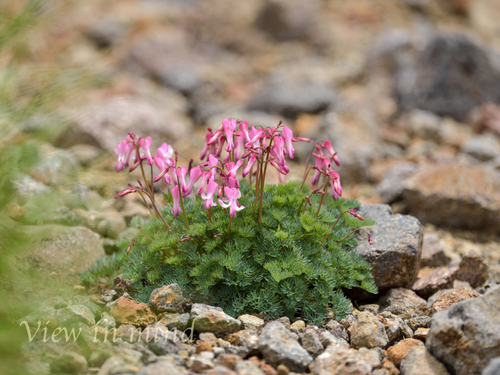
[175,166,188,192]
[321,140,340,166]
[114,186,136,198]
[311,157,326,185]
[223,118,237,152]
[196,171,213,195]
[245,127,265,149]
[270,136,286,166]
[153,157,171,184]
[328,170,342,200]
[171,185,181,218]
[269,160,289,175]
[138,137,154,165]
[201,129,217,160]
[368,232,374,245]
[242,154,257,177]
[225,160,244,179]
[239,120,250,141]
[183,166,202,198]
[282,125,295,159]
[348,208,364,221]
[156,143,174,166]
[114,135,135,172]
[201,179,218,210]
[218,186,245,217]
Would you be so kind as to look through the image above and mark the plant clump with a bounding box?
[82,119,377,325]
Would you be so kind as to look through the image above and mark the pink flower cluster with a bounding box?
[310,140,342,200]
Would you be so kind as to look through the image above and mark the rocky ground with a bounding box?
[4,0,500,374]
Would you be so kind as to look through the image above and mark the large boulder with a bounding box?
[351,205,423,298]
[426,286,500,375]
[402,163,500,232]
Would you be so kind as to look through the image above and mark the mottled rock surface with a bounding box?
[351,312,389,349]
[190,304,241,334]
[420,233,450,268]
[387,338,424,367]
[353,205,423,296]
[149,284,190,313]
[412,267,458,299]
[110,296,157,327]
[257,321,313,372]
[402,163,500,232]
[378,288,429,317]
[427,286,500,374]
[400,346,449,375]
[309,344,372,375]
[430,288,480,314]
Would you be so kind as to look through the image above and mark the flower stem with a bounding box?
[227,215,232,239]
[320,210,349,245]
[336,228,372,245]
[302,141,317,181]
[315,178,331,217]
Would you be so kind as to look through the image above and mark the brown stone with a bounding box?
[456,249,489,288]
[195,341,213,354]
[402,163,500,233]
[414,328,429,341]
[110,296,157,327]
[149,284,190,313]
[115,324,141,342]
[412,266,459,299]
[380,358,400,375]
[431,289,480,314]
[387,338,424,367]
[420,233,450,268]
[220,354,243,370]
[378,288,430,317]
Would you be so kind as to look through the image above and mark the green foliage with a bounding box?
[80,251,128,285]
[118,181,376,325]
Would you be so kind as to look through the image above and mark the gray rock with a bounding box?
[158,66,201,96]
[257,321,313,372]
[400,346,449,375]
[238,314,265,333]
[406,315,432,331]
[456,249,489,288]
[140,323,185,355]
[247,77,337,119]
[376,162,418,203]
[401,109,443,142]
[12,175,50,205]
[325,320,349,343]
[309,343,371,375]
[49,351,87,375]
[275,317,291,329]
[402,163,500,232]
[96,312,116,330]
[34,147,80,186]
[254,0,323,42]
[378,288,429,317]
[86,18,128,48]
[54,304,95,327]
[190,304,241,334]
[68,295,103,320]
[68,144,102,166]
[420,233,450,268]
[138,359,187,375]
[149,284,190,314]
[482,357,500,375]
[395,33,500,121]
[73,209,126,239]
[11,225,104,296]
[188,352,215,373]
[58,95,191,150]
[426,286,500,375]
[233,360,265,375]
[352,204,423,297]
[379,311,413,345]
[301,329,324,356]
[350,312,389,349]
[159,313,191,330]
[100,290,118,303]
[463,133,500,162]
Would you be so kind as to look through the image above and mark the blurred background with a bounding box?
[1,0,500,373]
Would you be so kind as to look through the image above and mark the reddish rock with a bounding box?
[387,338,424,367]
[431,289,480,314]
[110,296,157,327]
[115,324,141,342]
[412,266,459,299]
[380,358,400,375]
